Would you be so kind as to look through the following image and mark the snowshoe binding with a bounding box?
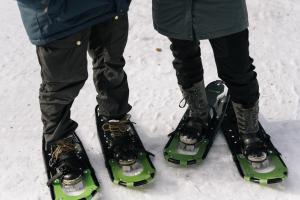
[95,107,155,187]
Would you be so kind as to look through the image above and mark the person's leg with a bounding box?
[88,15,131,119]
[210,29,265,159]
[37,29,90,145]
[169,38,204,89]
[209,29,259,107]
[168,38,208,144]
[89,16,155,173]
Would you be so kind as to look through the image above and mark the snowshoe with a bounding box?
[221,102,288,184]
[95,107,155,187]
[42,133,100,200]
[164,80,230,166]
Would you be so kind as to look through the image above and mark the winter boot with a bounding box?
[232,101,267,166]
[47,134,84,189]
[179,80,209,146]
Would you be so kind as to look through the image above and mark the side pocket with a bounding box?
[36,29,90,83]
[41,28,91,49]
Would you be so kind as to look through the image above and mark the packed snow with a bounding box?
[0,1,300,200]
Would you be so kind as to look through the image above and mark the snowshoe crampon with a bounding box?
[164,80,230,166]
[222,103,288,184]
[95,106,155,187]
[42,134,100,200]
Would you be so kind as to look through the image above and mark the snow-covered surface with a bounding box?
[0,1,300,199]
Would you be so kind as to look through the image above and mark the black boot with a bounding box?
[232,101,268,167]
[47,134,84,188]
[179,80,209,146]
[101,115,140,171]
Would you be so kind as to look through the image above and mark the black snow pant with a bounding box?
[36,15,131,145]
[169,29,259,107]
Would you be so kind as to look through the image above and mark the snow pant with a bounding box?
[36,15,131,145]
[169,29,259,107]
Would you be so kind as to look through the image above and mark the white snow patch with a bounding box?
[0,1,300,200]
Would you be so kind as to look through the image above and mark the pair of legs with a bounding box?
[36,15,131,146]
[170,29,259,107]
[170,29,266,158]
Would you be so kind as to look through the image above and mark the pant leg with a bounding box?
[209,29,259,107]
[37,29,90,145]
[169,38,204,89]
[88,15,131,118]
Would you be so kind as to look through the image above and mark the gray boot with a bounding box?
[232,101,266,161]
[232,101,259,135]
[179,80,209,145]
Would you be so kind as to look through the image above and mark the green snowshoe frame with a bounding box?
[109,152,155,187]
[164,80,230,166]
[51,169,99,200]
[222,103,288,184]
[42,135,100,200]
[95,106,156,187]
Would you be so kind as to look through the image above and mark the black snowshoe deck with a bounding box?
[221,102,288,184]
[164,80,230,166]
[42,133,100,200]
[95,106,155,187]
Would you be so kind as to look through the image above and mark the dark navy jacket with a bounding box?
[17,0,130,45]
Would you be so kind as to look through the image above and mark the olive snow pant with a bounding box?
[169,29,259,107]
[36,15,131,145]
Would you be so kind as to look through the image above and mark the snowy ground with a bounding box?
[0,1,300,200]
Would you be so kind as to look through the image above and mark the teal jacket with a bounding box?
[17,0,130,45]
[152,0,249,40]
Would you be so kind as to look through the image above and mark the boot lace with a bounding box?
[234,103,259,134]
[49,137,76,167]
[101,115,132,137]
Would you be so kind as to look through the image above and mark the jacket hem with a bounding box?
[31,13,121,46]
[154,22,249,41]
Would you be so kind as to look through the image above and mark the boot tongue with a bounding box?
[102,118,130,137]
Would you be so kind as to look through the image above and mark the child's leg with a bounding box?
[210,30,266,159]
[37,29,90,145]
[209,29,259,107]
[168,38,209,143]
[88,15,131,119]
[169,38,203,89]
